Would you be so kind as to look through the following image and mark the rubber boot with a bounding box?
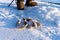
[25,0,38,6]
[17,0,24,10]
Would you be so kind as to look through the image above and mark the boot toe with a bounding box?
[17,8,24,10]
[25,2,38,7]
[30,2,38,6]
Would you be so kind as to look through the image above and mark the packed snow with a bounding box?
[0,0,60,40]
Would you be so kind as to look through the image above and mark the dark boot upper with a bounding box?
[17,0,24,10]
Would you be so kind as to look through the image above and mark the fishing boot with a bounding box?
[17,0,24,10]
[25,0,38,7]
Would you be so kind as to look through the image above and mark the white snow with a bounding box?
[0,0,60,40]
[0,21,6,26]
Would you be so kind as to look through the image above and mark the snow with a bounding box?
[41,0,60,3]
[0,0,60,40]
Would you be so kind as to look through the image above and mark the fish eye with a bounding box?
[27,19,31,21]
[23,18,25,20]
